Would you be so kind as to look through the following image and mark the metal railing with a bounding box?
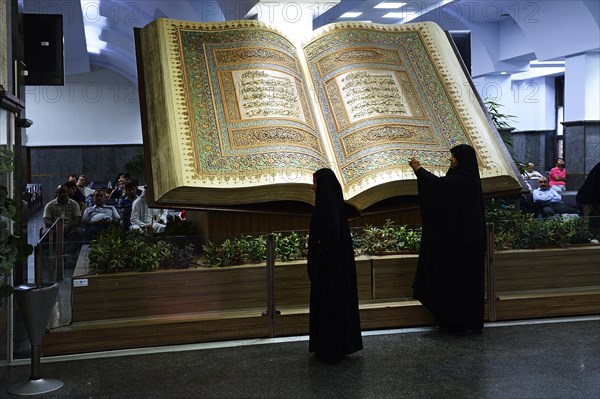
[35,218,65,284]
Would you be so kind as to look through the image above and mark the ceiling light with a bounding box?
[84,25,107,54]
[374,3,407,9]
[340,12,363,18]
[81,0,107,54]
[383,12,404,18]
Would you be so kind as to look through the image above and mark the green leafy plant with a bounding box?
[1,148,33,306]
[485,206,594,250]
[163,218,198,236]
[201,232,308,267]
[542,217,590,248]
[160,243,198,269]
[274,231,306,262]
[484,99,521,166]
[124,148,145,183]
[485,99,516,132]
[87,227,194,273]
[357,219,421,255]
[201,238,245,268]
[235,234,267,264]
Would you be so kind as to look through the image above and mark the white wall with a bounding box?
[564,53,600,121]
[509,77,556,131]
[24,67,142,146]
[472,74,558,132]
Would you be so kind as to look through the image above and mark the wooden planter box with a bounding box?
[493,245,600,320]
[71,256,373,323]
[72,264,268,323]
[44,245,599,356]
[494,245,600,293]
[71,245,600,323]
[370,254,418,301]
[274,256,372,309]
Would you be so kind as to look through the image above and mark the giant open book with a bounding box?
[135,18,523,212]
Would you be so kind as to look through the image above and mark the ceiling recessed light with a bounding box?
[340,12,363,18]
[374,2,407,9]
[383,12,404,18]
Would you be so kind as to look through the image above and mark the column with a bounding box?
[563,52,600,189]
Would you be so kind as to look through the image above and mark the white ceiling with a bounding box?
[20,0,600,83]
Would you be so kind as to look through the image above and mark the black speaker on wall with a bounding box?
[23,13,64,86]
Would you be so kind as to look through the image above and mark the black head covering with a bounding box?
[448,143,481,178]
[312,168,347,228]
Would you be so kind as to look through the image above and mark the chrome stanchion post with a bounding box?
[56,218,64,281]
[262,234,278,338]
[7,283,64,396]
[34,245,42,286]
[485,223,496,322]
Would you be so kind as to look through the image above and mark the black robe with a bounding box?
[576,162,600,206]
[412,144,486,331]
[308,168,363,363]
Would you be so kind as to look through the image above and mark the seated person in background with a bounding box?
[118,181,138,230]
[82,189,121,240]
[111,172,126,189]
[522,163,544,180]
[42,184,84,241]
[76,175,89,197]
[68,174,78,183]
[130,188,168,234]
[549,158,567,191]
[130,177,143,196]
[118,182,138,208]
[64,180,86,213]
[109,178,126,201]
[533,177,579,218]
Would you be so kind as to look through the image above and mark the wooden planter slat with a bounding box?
[43,245,600,356]
[494,246,600,293]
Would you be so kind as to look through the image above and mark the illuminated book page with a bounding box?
[139,19,330,206]
[138,19,521,210]
[303,22,521,208]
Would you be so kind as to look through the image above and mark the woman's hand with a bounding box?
[409,157,421,172]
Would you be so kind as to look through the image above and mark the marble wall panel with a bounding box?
[29,145,142,203]
[564,121,600,190]
[511,130,549,171]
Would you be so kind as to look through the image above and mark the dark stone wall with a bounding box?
[510,130,551,171]
[27,145,143,205]
[563,120,600,190]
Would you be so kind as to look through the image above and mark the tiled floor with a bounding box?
[1,317,599,398]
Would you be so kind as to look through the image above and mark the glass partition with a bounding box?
[17,210,600,358]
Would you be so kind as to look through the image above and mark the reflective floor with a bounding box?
[1,317,598,398]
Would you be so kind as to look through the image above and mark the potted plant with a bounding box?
[0,147,33,307]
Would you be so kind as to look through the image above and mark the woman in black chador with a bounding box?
[308,168,363,363]
[409,144,486,332]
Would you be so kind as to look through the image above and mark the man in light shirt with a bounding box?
[82,189,121,240]
[130,188,168,234]
[532,177,578,218]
